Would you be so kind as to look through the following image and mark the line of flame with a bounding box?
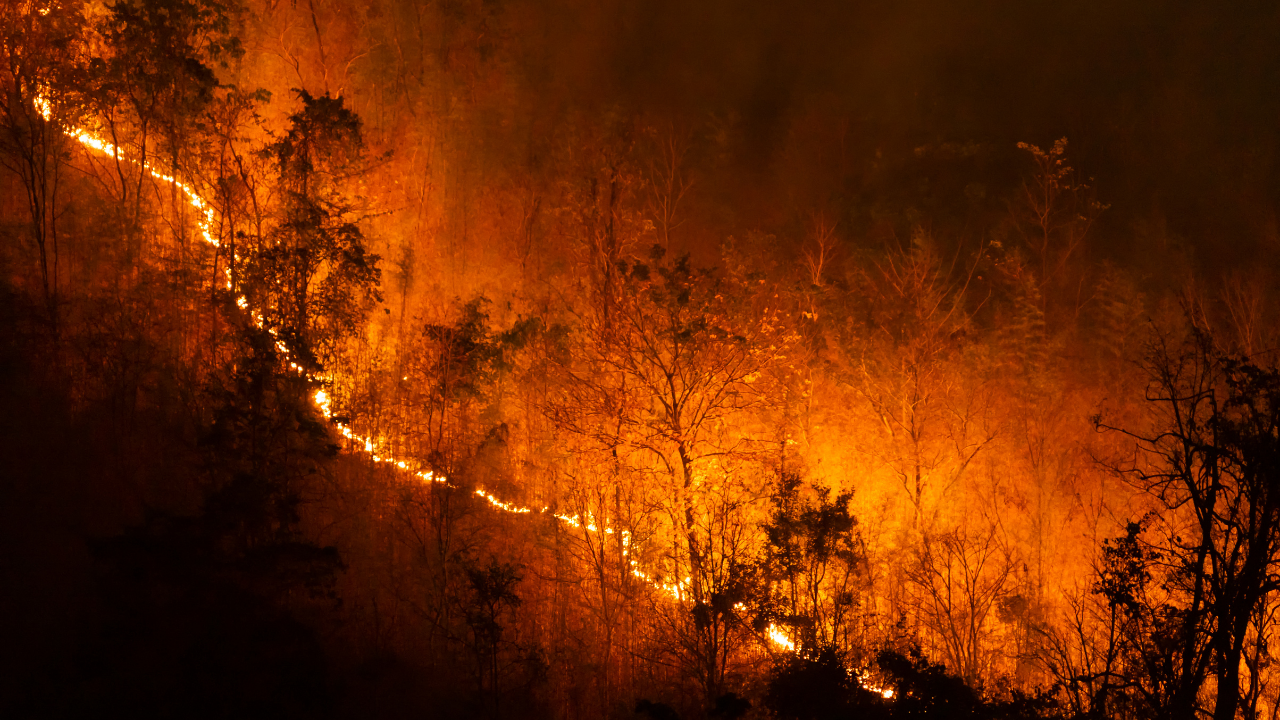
[37,89,706,610]
[38,89,822,661]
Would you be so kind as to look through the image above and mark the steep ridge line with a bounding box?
[28,90,903,670]
[32,91,700,603]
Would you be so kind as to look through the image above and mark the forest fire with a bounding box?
[4,1,1280,719]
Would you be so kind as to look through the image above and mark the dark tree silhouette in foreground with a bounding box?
[1093,329,1280,720]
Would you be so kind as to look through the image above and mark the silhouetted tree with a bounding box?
[244,90,380,369]
[757,472,863,654]
[1094,328,1280,720]
[89,0,241,236]
[765,645,884,720]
